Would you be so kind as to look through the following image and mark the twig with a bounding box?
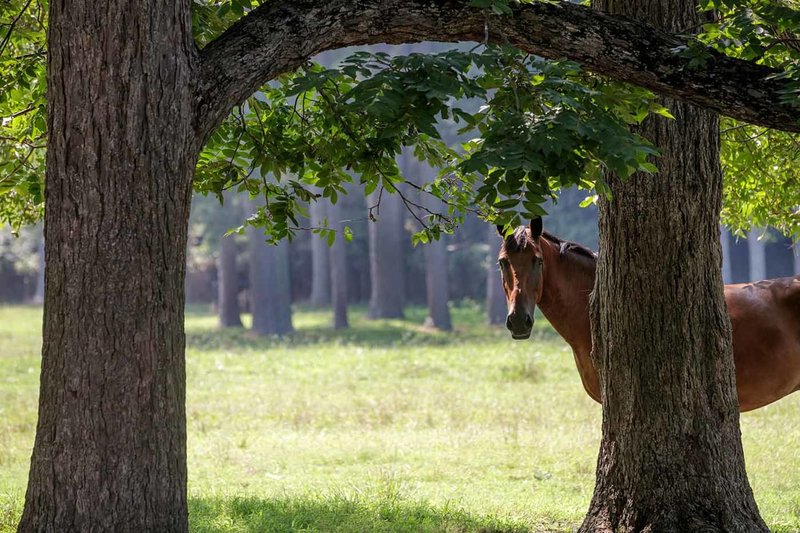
[0,0,34,58]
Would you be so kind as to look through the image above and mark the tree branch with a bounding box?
[194,0,800,143]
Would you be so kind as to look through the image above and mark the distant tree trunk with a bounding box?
[329,199,349,329]
[367,189,405,319]
[486,225,507,325]
[248,210,293,336]
[582,0,767,530]
[423,239,452,330]
[404,152,452,330]
[217,193,243,327]
[794,241,800,275]
[20,0,194,528]
[721,226,733,284]
[309,195,331,307]
[217,233,242,328]
[32,228,45,304]
[748,228,767,281]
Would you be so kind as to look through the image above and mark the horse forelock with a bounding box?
[501,228,597,261]
[502,227,533,254]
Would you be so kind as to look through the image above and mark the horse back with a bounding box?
[724,276,800,409]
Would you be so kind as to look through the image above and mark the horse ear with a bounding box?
[496,225,505,237]
[530,217,543,239]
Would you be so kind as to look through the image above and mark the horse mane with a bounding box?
[541,232,597,261]
[501,227,597,262]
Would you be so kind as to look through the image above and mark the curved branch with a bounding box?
[194,0,800,143]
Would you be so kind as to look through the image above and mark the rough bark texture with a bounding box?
[367,190,405,319]
[329,200,349,329]
[582,0,768,531]
[748,228,767,282]
[309,196,331,307]
[486,225,507,325]
[195,0,799,141]
[19,0,196,530]
[249,210,293,336]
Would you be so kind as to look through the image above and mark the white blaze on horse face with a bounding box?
[501,253,539,319]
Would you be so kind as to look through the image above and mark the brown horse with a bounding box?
[497,219,800,411]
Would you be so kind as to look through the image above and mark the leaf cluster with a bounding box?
[196,45,666,243]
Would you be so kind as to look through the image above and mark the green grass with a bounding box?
[1,304,799,532]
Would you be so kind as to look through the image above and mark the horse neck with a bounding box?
[537,238,595,351]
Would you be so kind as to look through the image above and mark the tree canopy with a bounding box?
[1,0,799,238]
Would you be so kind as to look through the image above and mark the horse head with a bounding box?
[497,217,545,340]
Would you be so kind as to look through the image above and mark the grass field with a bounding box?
[1,304,799,532]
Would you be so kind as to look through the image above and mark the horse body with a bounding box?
[499,224,800,412]
[725,278,800,410]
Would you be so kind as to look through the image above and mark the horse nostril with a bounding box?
[506,316,513,331]
[525,314,533,328]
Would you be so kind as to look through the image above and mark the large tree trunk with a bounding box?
[582,1,767,531]
[486,225,507,325]
[367,189,406,319]
[249,210,293,335]
[309,195,331,307]
[328,200,349,329]
[20,0,195,530]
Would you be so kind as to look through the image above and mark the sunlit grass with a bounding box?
[1,304,799,532]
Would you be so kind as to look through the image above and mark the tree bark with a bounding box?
[309,195,331,307]
[19,0,196,529]
[486,225,507,325]
[748,228,767,282]
[328,199,349,329]
[195,0,800,140]
[367,189,406,319]
[582,0,767,531]
[249,204,294,335]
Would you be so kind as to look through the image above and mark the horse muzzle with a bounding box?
[506,311,533,340]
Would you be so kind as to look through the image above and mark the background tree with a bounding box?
[367,188,406,319]
[485,225,507,325]
[748,229,768,282]
[249,199,293,336]
[328,198,350,329]
[217,193,243,328]
[308,193,331,307]
[402,150,452,330]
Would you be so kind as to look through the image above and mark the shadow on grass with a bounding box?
[189,495,534,533]
[185,305,561,353]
